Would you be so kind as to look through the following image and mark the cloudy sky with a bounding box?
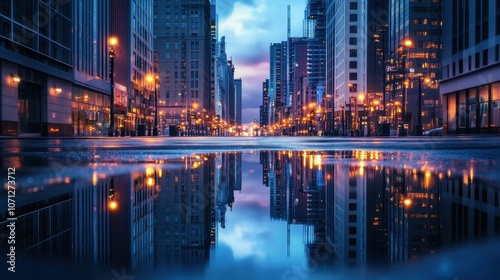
[216,0,307,125]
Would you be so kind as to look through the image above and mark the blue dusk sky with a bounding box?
[217,0,307,125]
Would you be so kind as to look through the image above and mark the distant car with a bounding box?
[423,127,443,136]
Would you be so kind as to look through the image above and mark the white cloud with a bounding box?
[220,223,267,260]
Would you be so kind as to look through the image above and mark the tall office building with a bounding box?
[331,0,388,136]
[0,0,74,136]
[215,36,235,135]
[260,79,269,131]
[441,0,500,134]
[325,1,336,134]
[154,0,211,135]
[388,0,442,134]
[304,0,326,104]
[210,2,217,127]
[288,37,309,135]
[269,42,287,128]
[234,78,242,125]
[333,0,368,136]
[72,0,114,137]
[110,0,156,135]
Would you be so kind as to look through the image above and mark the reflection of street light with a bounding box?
[108,178,117,211]
[108,37,118,137]
[147,74,159,136]
[400,39,412,129]
[404,198,412,207]
[402,195,412,261]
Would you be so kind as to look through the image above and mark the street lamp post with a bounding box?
[147,75,159,136]
[108,37,117,137]
[76,96,81,136]
[400,39,412,136]
[416,78,423,136]
[341,104,345,136]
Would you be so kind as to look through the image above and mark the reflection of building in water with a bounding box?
[387,167,441,264]
[73,175,111,265]
[365,165,388,266]
[215,153,237,229]
[154,155,213,270]
[110,171,155,270]
[265,151,329,263]
[332,161,367,266]
[260,151,270,186]
[441,169,500,245]
[260,151,287,220]
[326,151,388,267]
[0,181,74,259]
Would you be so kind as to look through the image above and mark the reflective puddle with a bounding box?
[1,150,500,279]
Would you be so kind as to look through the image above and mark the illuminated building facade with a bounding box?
[441,0,500,134]
[154,0,212,135]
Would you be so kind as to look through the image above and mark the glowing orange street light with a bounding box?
[109,200,118,211]
[109,37,118,46]
[404,198,412,207]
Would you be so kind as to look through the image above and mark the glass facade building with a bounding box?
[441,0,500,134]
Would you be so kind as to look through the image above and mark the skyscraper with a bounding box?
[154,0,212,135]
[388,0,442,134]
[72,0,114,137]
[110,0,155,136]
[215,36,235,135]
[234,78,242,126]
[269,42,287,128]
[331,0,388,137]
[260,79,269,131]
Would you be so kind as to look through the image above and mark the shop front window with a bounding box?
[448,94,456,131]
[469,89,477,128]
[492,83,500,128]
[459,91,466,128]
[73,87,110,136]
[479,85,489,128]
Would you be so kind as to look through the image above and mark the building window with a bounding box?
[469,89,477,128]
[349,227,357,234]
[493,82,500,129]
[448,93,457,131]
[349,73,358,80]
[349,61,357,69]
[483,49,488,66]
[479,85,489,128]
[350,26,357,34]
[459,90,466,128]
[349,38,357,45]
[349,49,357,57]
[348,238,357,246]
[350,2,358,10]
[350,14,357,22]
